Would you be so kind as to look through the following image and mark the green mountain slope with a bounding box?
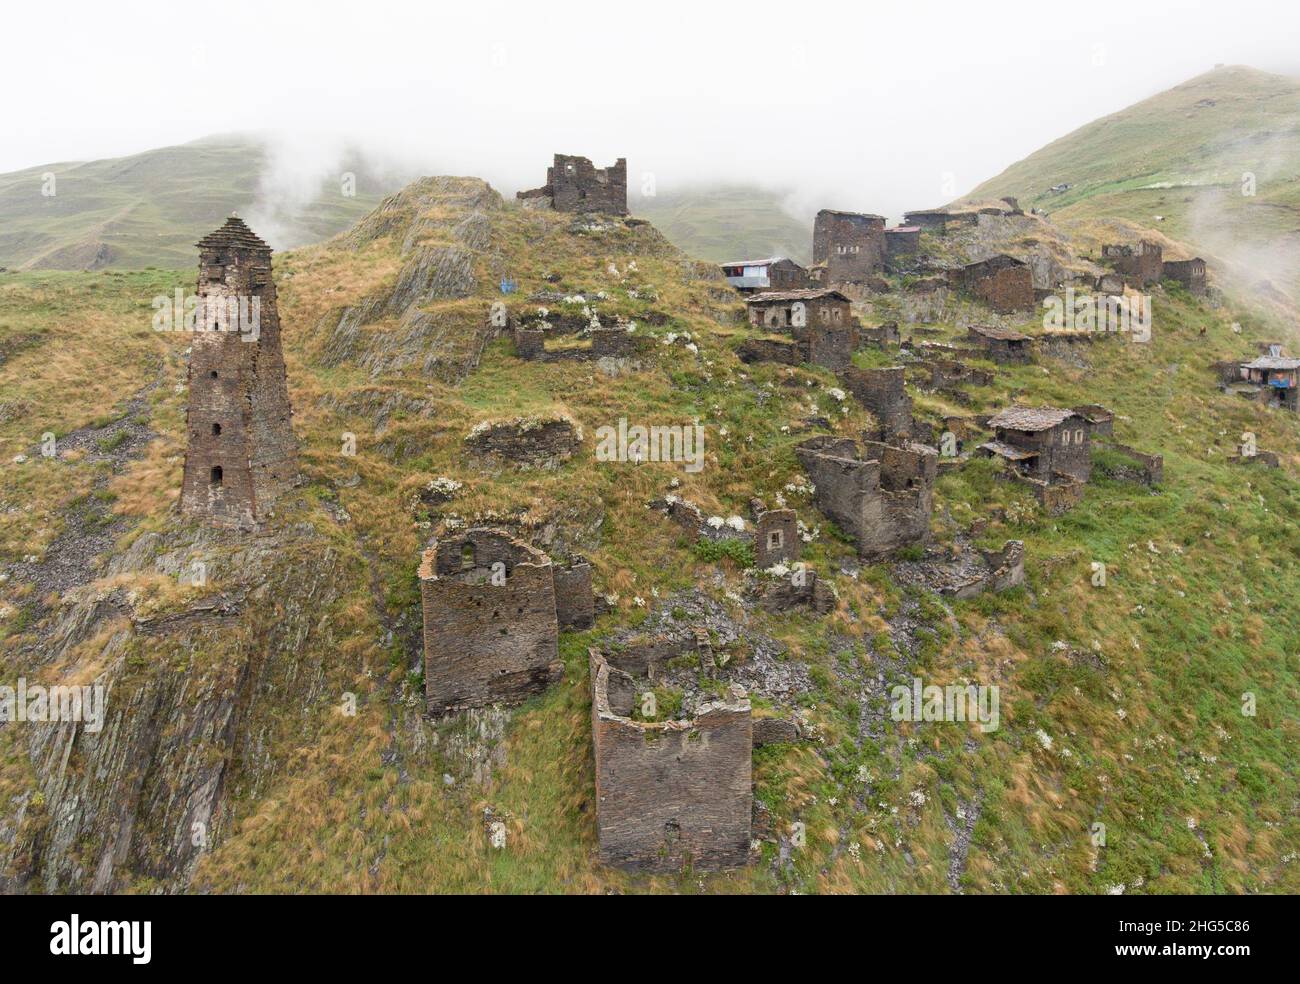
[1,175,1297,894]
[967,65,1300,299]
[632,185,812,264]
[0,136,401,271]
[0,140,811,272]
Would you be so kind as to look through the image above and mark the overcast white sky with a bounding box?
[5,0,1299,218]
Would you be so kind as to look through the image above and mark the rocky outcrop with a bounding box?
[318,177,504,382]
[1,526,351,894]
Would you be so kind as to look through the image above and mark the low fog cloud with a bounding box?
[6,0,1300,230]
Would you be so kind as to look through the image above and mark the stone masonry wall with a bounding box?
[943,540,1025,599]
[1032,478,1086,515]
[554,557,595,630]
[590,648,752,872]
[755,509,799,568]
[737,337,802,366]
[1163,259,1207,296]
[517,154,628,215]
[971,264,1035,313]
[420,528,564,715]
[813,210,886,283]
[1096,441,1164,486]
[795,436,935,559]
[1104,241,1163,286]
[465,417,581,468]
[840,366,913,439]
[803,322,856,371]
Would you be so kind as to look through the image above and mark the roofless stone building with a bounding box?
[517,154,628,215]
[179,217,298,528]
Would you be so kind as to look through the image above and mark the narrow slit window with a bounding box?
[210,465,223,486]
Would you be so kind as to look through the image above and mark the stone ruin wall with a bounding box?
[420,529,565,715]
[885,229,920,265]
[1232,449,1281,467]
[737,337,802,367]
[553,558,595,630]
[928,359,993,391]
[1104,242,1164,286]
[944,540,1025,599]
[464,417,581,467]
[1163,259,1207,295]
[1030,477,1086,515]
[752,568,835,614]
[1212,360,1245,386]
[971,265,1035,313]
[1075,404,1114,437]
[589,646,752,872]
[794,437,878,546]
[795,436,936,559]
[860,322,900,346]
[840,366,914,440]
[513,326,546,360]
[864,439,938,553]
[736,331,854,373]
[518,154,628,215]
[803,322,856,371]
[1096,441,1164,486]
[755,508,799,568]
[513,319,642,364]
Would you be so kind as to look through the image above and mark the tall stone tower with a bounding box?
[179,216,298,528]
[813,209,887,283]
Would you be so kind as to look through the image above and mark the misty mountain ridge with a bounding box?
[6,64,1297,286]
[0,134,411,271]
[967,64,1300,303]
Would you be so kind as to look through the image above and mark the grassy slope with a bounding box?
[968,65,1300,299]
[0,136,394,271]
[632,185,812,264]
[1,180,1297,893]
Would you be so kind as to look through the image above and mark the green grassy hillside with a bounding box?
[0,136,400,271]
[1,177,1297,894]
[968,66,1300,299]
[632,185,812,264]
[0,138,812,275]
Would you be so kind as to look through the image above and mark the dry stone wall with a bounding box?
[420,528,567,715]
[589,646,752,872]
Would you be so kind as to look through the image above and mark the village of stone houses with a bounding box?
[1,42,1298,898]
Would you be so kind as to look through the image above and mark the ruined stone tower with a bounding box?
[517,154,628,215]
[179,216,298,528]
[419,528,593,715]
